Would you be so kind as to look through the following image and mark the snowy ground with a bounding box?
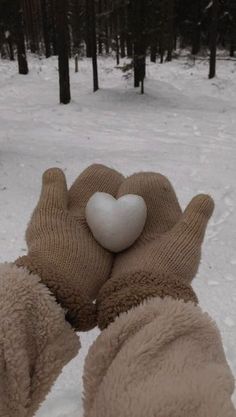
[0,53,236,415]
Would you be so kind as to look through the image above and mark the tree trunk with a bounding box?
[166,0,175,62]
[89,0,99,92]
[230,27,236,57]
[126,0,133,58]
[15,0,29,74]
[75,54,79,72]
[70,0,83,55]
[126,36,133,57]
[159,35,165,63]
[133,0,146,89]
[116,35,120,65]
[150,42,157,63]
[85,0,92,57]
[134,42,146,88]
[192,27,201,55]
[209,0,219,79]
[104,0,110,54]
[141,79,144,94]
[173,34,177,50]
[23,0,38,53]
[56,0,71,104]
[7,33,15,60]
[98,0,103,54]
[120,32,126,57]
[192,0,201,55]
[31,0,40,53]
[50,0,58,55]
[159,0,165,63]
[0,32,7,59]
[114,12,120,65]
[41,0,51,58]
[134,43,140,87]
[105,29,110,54]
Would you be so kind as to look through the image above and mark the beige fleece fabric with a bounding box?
[83,296,236,417]
[0,263,80,417]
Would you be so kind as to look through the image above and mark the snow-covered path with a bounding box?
[0,55,235,415]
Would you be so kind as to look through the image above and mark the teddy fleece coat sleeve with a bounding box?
[0,263,80,417]
[83,295,236,417]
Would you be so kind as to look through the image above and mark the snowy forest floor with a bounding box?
[0,53,236,415]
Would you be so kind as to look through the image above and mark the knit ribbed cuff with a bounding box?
[15,255,97,331]
[96,271,198,330]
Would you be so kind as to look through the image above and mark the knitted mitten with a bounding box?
[15,164,124,331]
[96,172,214,330]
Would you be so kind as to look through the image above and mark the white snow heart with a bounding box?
[85,192,147,253]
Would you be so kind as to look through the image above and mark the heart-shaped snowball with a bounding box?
[85,192,147,253]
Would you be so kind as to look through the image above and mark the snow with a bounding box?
[0,54,236,415]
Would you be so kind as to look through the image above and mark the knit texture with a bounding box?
[97,172,214,330]
[15,164,124,331]
[0,263,80,417]
[97,271,198,330]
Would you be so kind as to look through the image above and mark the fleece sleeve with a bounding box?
[83,296,236,417]
[0,263,80,417]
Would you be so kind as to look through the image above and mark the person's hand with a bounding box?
[15,164,124,331]
[96,172,214,330]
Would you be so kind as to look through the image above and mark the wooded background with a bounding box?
[0,0,236,102]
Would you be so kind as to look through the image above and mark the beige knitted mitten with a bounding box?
[96,172,214,330]
[15,164,123,331]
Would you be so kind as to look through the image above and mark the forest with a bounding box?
[0,0,236,102]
